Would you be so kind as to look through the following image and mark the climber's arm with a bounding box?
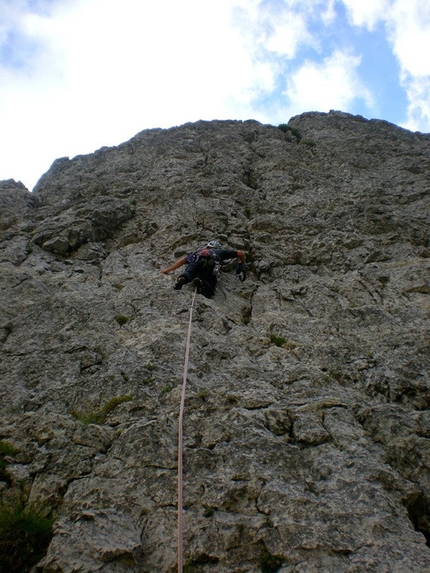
[161,257,187,274]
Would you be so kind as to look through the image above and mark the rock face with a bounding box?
[1,112,429,572]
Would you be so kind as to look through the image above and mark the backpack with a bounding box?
[196,248,219,272]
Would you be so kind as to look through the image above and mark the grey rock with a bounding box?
[0,113,429,572]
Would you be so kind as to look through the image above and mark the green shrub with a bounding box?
[72,395,133,425]
[0,460,8,481]
[0,442,18,459]
[301,139,316,147]
[242,305,252,325]
[115,315,130,326]
[183,559,197,573]
[100,395,133,416]
[259,549,283,573]
[0,503,54,573]
[161,384,173,395]
[198,390,209,401]
[183,553,219,571]
[270,333,286,347]
[277,124,301,139]
[0,442,18,482]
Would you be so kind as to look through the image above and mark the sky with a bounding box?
[1,0,430,191]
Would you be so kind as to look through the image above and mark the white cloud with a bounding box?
[341,0,390,30]
[387,0,430,75]
[400,76,430,132]
[26,0,259,117]
[388,1,430,131]
[234,0,334,59]
[389,1,430,131]
[320,0,337,25]
[286,50,374,113]
[263,11,312,59]
[340,0,430,131]
[341,0,430,75]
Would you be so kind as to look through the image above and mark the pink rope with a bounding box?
[178,287,197,572]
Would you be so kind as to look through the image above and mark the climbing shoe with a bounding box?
[193,278,205,294]
[174,277,188,290]
[235,263,247,282]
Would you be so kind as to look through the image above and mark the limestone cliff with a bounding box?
[0,112,429,572]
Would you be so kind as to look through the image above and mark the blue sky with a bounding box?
[1,0,429,190]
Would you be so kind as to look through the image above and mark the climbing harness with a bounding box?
[177,287,197,572]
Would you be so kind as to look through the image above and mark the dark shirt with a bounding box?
[186,248,238,264]
[210,248,239,262]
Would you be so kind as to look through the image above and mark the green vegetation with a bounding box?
[0,441,18,482]
[277,124,301,139]
[301,139,316,147]
[183,559,197,573]
[0,503,54,573]
[161,384,173,396]
[242,307,252,325]
[183,553,219,571]
[259,549,283,573]
[198,389,209,401]
[140,362,158,384]
[94,345,106,359]
[72,395,133,425]
[115,315,130,326]
[270,333,286,347]
[0,441,17,458]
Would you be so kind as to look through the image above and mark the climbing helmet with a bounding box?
[207,240,221,249]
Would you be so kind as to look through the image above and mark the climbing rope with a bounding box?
[178,287,197,573]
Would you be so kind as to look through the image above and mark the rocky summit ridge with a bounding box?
[0,111,429,572]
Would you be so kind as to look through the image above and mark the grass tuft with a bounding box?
[0,441,18,482]
[270,333,286,347]
[72,395,133,425]
[0,503,54,573]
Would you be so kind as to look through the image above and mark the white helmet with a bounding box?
[207,240,221,249]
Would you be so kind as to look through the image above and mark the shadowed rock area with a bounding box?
[0,111,429,572]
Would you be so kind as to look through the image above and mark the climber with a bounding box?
[161,240,247,298]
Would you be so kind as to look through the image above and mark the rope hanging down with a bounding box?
[177,287,198,573]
